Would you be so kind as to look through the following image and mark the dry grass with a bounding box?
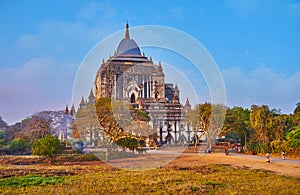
[0,153,299,194]
[0,162,299,194]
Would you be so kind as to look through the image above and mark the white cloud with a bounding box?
[222,66,300,113]
[1,1,123,124]
[0,56,78,124]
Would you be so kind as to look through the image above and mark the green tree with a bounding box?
[9,138,31,155]
[250,105,272,143]
[285,125,300,149]
[115,137,139,151]
[222,107,251,148]
[249,105,293,154]
[249,105,274,153]
[32,135,60,164]
[293,102,300,124]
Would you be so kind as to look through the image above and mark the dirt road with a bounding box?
[169,152,300,177]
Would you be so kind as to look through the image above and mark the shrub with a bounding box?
[115,137,139,150]
[32,135,60,164]
[8,138,31,155]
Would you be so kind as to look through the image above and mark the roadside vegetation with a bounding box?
[186,102,300,157]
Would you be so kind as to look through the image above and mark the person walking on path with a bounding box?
[225,149,229,156]
[282,151,286,160]
[266,152,271,164]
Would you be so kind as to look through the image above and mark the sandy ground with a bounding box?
[0,152,299,178]
[168,152,300,177]
[100,147,300,177]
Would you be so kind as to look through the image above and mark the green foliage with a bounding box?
[9,138,31,155]
[250,105,272,143]
[32,135,60,159]
[222,107,250,146]
[115,137,139,150]
[246,105,300,154]
[0,130,4,139]
[294,102,300,117]
[286,125,300,149]
[0,175,63,188]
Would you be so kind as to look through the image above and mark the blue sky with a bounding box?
[0,0,300,124]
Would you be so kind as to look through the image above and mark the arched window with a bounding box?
[130,93,135,103]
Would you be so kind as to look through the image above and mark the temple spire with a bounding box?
[64,105,69,114]
[158,61,163,72]
[125,22,130,39]
[70,103,75,116]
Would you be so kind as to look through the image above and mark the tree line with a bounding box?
[185,102,300,156]
[1,100,299,157]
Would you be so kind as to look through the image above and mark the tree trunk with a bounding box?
[194,135,198,153]
[206,134,213,153]
[106,146,110,162]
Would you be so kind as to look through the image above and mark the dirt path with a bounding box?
[170,153,300,177]
[231,153,300,164]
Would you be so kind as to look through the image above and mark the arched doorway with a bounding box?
[130,93,135,103]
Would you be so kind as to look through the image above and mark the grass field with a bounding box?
[0,161,299,194]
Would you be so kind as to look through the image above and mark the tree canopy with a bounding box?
[32,135,60,163]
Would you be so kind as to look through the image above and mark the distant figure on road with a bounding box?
[225,149,229,156]
[282,151,286,160]
[266,152,271,164]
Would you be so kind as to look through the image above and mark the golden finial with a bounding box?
[125,22,130,39]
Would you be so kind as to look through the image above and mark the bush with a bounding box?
[32,135,60,164]
[115,137,139,150]
[8,138,31,155]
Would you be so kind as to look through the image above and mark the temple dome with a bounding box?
[117,39,141,55]
[116,23,141,55]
